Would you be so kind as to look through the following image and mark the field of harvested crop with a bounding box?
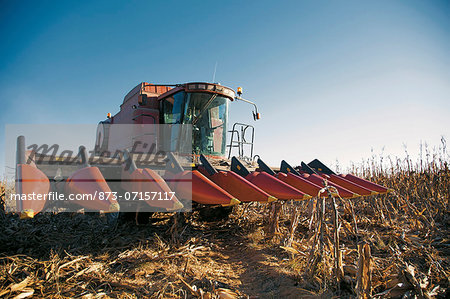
[1,149,449,298]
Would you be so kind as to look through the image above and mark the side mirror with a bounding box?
[235,95,260,121]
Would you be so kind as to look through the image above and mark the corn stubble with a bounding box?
[0,143,449,298]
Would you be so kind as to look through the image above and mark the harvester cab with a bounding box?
[96,82,259,163]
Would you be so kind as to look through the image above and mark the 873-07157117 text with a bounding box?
[118,191,176,201]
[10,191,177,201]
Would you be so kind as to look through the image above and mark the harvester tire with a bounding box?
[199,206,234,222]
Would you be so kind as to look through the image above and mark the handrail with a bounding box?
[226,123,255,160]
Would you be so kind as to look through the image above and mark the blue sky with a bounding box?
[1,0,449,177]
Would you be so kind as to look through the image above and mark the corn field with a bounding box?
[0,143,449,298]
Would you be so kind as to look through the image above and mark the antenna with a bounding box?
[212,61,218,83]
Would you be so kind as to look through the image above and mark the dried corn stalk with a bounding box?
[356,242,371,299]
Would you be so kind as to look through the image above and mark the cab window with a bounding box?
[160,92,185,124]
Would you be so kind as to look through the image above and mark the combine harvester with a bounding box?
[14,82,391,221]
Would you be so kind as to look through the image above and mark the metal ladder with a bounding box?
[226,123,255,160]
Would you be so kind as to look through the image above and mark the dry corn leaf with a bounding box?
[10,277,31,292]
[216,288,238,299]
[12,287,34,299]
